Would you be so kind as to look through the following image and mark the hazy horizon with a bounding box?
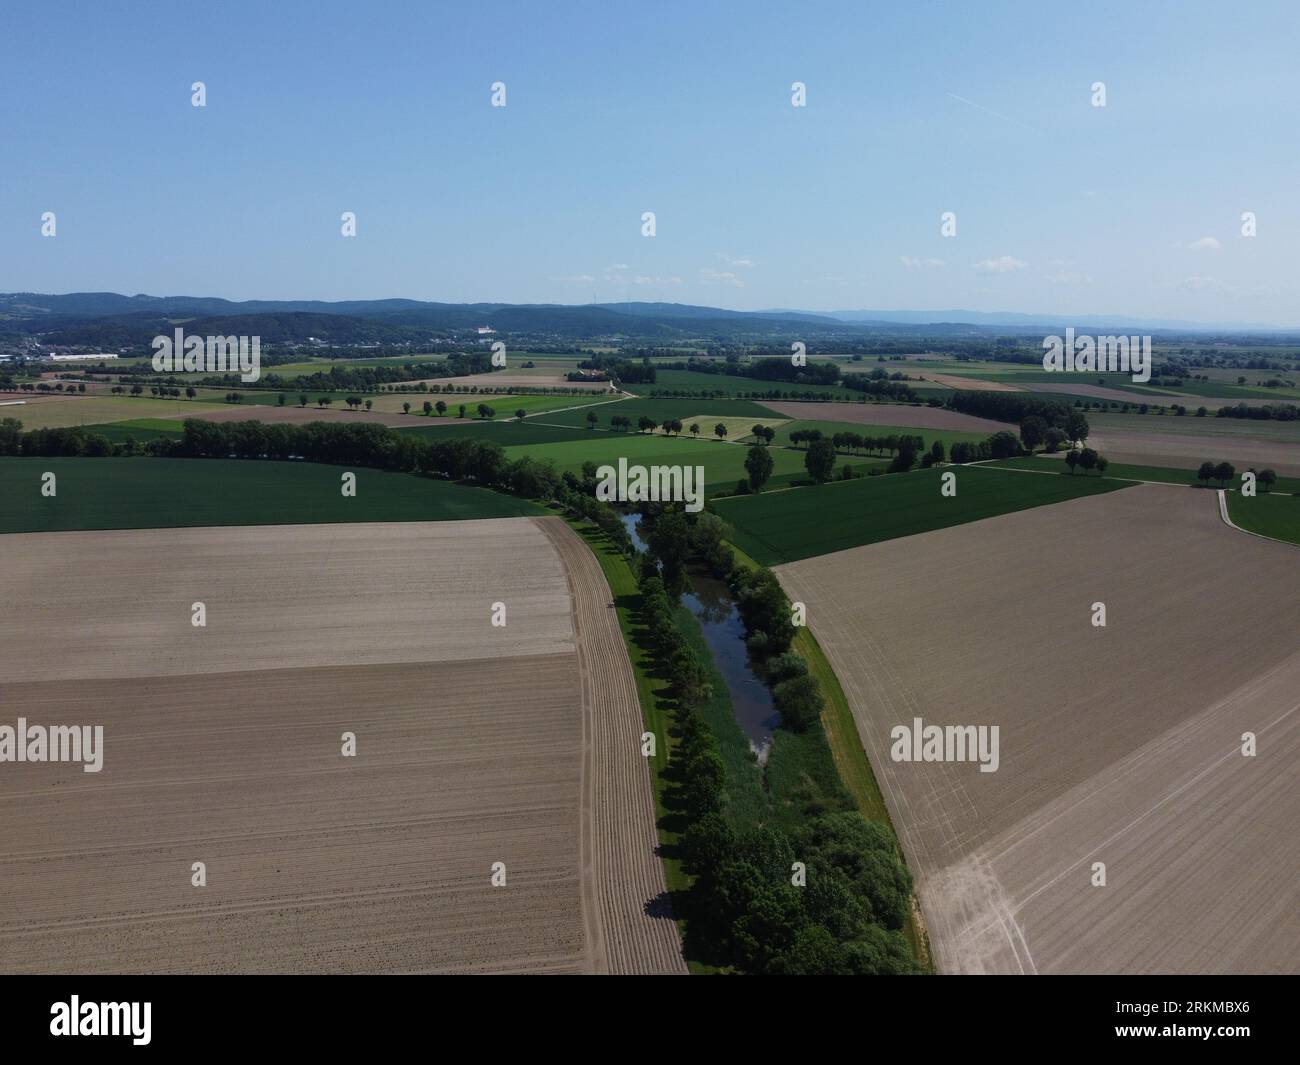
[4,1,1297,323]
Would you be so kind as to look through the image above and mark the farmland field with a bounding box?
[538,396,781,429]
[990,455,1300,495]
[0,394,226,428]
[1085,426,1300,477]
[0,518,684,973]
[504,432,809,490]
[1086,411,1300,443]
[776,484,1300,973]
[641,368,859,400]
[763,400,1009,434]
[1226,491,1300,545]
[713,466,1131,565]
[0,457,541,534]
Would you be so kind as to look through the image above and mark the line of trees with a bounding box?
[1064,448,1109,476]
[1193,460,1280,490]
[1215,402,1300,422]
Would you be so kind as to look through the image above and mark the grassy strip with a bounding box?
[1225,492,1300,546]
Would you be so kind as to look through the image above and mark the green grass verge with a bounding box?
[1225,492,1300,546]
[714,465,1132,565]
[0,457,542,533]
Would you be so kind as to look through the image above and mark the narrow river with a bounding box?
[622,513,779,762]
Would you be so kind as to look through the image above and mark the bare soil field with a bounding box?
[449,373,611,392]
[916,372,1023,393]
[766,400,1009,434]
[777,484,1300,974]
[538,520,686,974]
[1079,429,1300,478]
[0,518,682,973]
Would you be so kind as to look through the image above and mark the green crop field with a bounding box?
[1088,411,1300,442]
[74,418,187,442]
[1225,492,1300,546]
[0,457,541,534]
[504,433,810,490]
[639,368,859,400]
[713,465,1132,565]
[537,396,781,429]
[398,419,598,445]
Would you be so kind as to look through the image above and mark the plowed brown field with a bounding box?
[777,484,1300,974]
[0,518,683,973]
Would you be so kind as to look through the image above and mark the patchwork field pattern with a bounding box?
[0,518,682,973]
[776,485,1300,974]
[765,400,1009,434]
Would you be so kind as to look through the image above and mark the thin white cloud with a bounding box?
[699,267,744,287]
[900,256,946,269]
[632,275,682,285]
[1189,236,1222,251]
[1177,276,1218,291]
[945,92,1041,133]
[973,255,1029,274]
[716,253,756,268]
[551,274,595,283]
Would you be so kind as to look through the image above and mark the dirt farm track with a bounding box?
[777,484,1300,974]
[0,518,684,974]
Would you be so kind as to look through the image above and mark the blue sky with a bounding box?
[2,0,1296,322]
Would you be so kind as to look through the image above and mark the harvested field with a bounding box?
[1020,381,1154,404]
[450,373,611,392]
[537,520,686,974]
[765,400,1008,434]
[776,484,1300,974]
[0,518,682,973]
[1078,429,1300,478]
[917,372,1023,393]
[0,394,226,428]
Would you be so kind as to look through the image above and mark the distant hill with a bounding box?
[0,293,881,347]
[4,294,1297,354]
